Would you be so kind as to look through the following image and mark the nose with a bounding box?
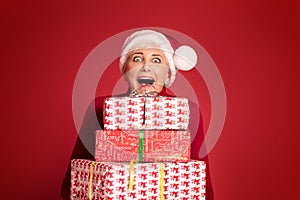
[140,63,151,72]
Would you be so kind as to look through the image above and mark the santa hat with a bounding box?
[119,30,197,87]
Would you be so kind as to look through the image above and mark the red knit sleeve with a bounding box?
[60,96,105,199]
[189,100,215,200]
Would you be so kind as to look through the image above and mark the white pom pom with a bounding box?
[174,45,197,71]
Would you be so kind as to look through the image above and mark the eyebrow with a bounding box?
[151,54,162,57]
[131,52,143,56]
[130,52,163,58]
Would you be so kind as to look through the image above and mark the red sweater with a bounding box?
[61,88,214,199]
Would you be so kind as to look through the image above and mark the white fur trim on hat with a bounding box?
[174,45,198,71]
[119,30,197,87]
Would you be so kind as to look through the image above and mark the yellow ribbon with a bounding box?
[129,160,136,191]
[89,161,96,200]
[159,163,165,200]
[128,160,165,200]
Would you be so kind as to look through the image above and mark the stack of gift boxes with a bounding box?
[70,96,206,199]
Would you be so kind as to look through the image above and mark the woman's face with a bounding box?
[123,48,170,95]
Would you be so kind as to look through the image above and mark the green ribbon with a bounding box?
[139,130,144,162]
[139,97,146,162]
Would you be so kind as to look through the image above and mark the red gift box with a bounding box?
[70,159,206,200]
[95,130,191,162]
[103,96,190,130]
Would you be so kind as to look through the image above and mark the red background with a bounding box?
[1,1,299,199]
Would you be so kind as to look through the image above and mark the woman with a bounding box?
[61,29,214,199]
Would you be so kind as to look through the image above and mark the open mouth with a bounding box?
[137,77,155,85]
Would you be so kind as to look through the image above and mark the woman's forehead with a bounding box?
[130,48,165,55]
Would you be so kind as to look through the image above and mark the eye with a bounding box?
[133,56,143,62]
[152,57,161,63]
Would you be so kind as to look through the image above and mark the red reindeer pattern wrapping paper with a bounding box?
[95,130,191,162]
[70,159,206,200]
[103,97,190,130]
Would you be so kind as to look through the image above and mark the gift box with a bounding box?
[103,96,190,130]
[70,159,206,200]
[95,130,191,162]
